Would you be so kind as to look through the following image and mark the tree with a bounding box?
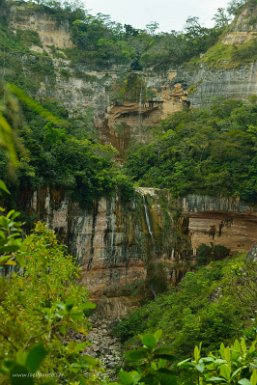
[213,7,231,28]
[145,21,159,35]
[226,0,245,15]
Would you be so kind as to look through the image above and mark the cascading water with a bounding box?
[110,197,116,255]
[106,196,117,266]
[142,194,153,239]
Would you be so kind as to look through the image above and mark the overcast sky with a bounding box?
[84,0,230,32]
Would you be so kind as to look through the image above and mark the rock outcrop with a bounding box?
[10,3,74,49]
[171,4,257,108]
[26,187,191,317]
[24,186,257,318]
[5,1,257,147]
[6,2,190,153]
[180,195,257,253]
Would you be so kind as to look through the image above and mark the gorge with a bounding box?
[2,1,257,383]
[2,0,257,310]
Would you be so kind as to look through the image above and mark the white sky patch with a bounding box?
[84,0,231,32]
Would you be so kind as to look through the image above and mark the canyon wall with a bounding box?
[173,5,257,107]
[6,2,257,148]
[180,195,257,252]
[173,62,257,108]
[25,188,257,316]
[6,3,189,153]
[5,2,257,317]
[27,187,191,317]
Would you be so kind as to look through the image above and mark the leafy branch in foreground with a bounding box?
[0,223,104,385]
[109,330,257,385]
[0,209,23,266]
[109,330,176,385]
[179,338,257,385]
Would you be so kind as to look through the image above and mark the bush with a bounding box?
[0,222,102,384]
[196,243,230,265]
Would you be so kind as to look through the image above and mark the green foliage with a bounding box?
[8,0,223,71]
[232,39,257,63]
[114,255,257,361]
[109,330,177,385]
[111,331,257,385]
[1,344,48,385]
[196,244,230,265]
[125,99,257,203]
[178,338,257,385]
[227,0,245,16]
[0,82,22,171]
[0,83,133,205]
[0,209,23,264]
[0,23,55,94]
[16,29,42,47]
[0,222,104,384]
[202,39,257,69]
[8,84,65,126]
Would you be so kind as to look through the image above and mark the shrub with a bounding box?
[196,243,230,265]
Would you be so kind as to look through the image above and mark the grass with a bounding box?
[200,38,257,69]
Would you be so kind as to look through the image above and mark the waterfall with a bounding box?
[44,188,52,226]
[142,194,153,239]
[110,197,116,254]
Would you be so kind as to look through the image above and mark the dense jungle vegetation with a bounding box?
[0,84,134,206]
[115,255,256,354]
[0,0,234,80]
[125,99,257,203]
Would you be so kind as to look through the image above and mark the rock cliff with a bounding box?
[26,187,191,317]
[3,1,257,317]
[23,187,257,317]
[180,195,257,253]
[6,2,189,153]
[5,1,257,138]
[172,4,257,107]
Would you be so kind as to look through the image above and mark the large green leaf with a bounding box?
[125,348,147,363]
[239,379,252,385]
[26,345,47,373]
[0,180,10,194]
[141,334,157,349]
[119,370,141,385]
[154,346,175,360]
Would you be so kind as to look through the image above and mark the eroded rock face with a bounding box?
[6,1,257,153]
[10,4,74,49]
[180,195,257,253]
[23,188,257,317]
[7,3,190,152]
[172,4,257,108]
[27,187,191,317]
[174,63,257,109]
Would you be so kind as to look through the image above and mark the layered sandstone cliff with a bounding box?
[180,195,257,253]
[26,187,191,316]
[22,187,257,317]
